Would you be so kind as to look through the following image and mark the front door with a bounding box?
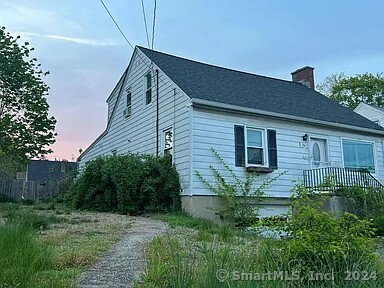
[310,138,328,168]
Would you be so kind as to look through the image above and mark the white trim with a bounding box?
[340,137,377,174]
[143,70,153,107]
[162,126,174,161]
[191,98,384,136]
[308,135,330,169]
[244,126,268,168]
[188,101,194,196]
[124,88,132,120]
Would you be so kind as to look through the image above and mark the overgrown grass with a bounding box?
[0,203,131,287]
[0,225,53,288]
[143,213,384,288]
[156,213,243,242]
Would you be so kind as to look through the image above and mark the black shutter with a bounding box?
[234,125,245,167]
[267,129,278,169]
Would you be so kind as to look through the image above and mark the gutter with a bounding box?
[191,98,384,137]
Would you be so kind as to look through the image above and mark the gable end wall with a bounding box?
[79,49,191,194]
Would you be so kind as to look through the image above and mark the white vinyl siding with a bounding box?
[192,107,384,198]
[354,103,384,128]
[79,49,191,194]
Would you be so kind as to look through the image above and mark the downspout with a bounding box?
[156,69,159,157]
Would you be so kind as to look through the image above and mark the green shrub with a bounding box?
[335,186,384,236]
[274,184,380,283]
[0,225,54,288]
[196,148,282,227]
[66,154,181,214]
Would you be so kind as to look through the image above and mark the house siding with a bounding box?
[191,107,384,198]
[79,49,191,194]
[355,103,384,127]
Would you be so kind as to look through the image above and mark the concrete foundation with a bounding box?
[181,195,291,222]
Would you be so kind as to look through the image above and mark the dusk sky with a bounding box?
[1,0,383,161]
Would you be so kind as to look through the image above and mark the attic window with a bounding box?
[145,72,152,105]
[124,90,132,118]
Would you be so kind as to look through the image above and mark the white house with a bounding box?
[78,46,384,219]
[354,102,384,127]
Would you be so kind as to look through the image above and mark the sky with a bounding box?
[1,0,384,161]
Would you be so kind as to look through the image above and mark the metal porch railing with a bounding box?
[303,167,384,192]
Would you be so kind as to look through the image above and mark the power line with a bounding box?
[99,0,165,87]
[141,0,151,48]
[151,0,157,50]
[99,0,134,50]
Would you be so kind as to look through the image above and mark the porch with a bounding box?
[303,167,384,192]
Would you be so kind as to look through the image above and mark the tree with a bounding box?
[0,26,56,164]
[317,72,384,110]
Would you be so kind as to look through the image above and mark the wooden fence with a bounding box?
[0,178,73,202]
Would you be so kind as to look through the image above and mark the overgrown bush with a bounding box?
[274,184,380,284]
[196,148,282,227]
[66,154,181,214]
[335,185,384,236]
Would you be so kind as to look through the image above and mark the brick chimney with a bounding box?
[291,66,315,89]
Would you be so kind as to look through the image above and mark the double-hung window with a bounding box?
[145,72,152,105]
[234,125,277,171]
[342,139,375,173]
[246,128,265,165]
[124,89,132,118]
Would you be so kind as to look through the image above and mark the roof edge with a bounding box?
[192,98,384,136]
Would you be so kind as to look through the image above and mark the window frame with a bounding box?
[162,127,174,163]
[341,137,376,174]
[144,71,152,106]
[308,135,330,169]
[244,126,268,167]
[124,88,132,119]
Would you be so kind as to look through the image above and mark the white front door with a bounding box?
[310,138,328,168]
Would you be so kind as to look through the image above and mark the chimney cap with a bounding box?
[291,66,314,75]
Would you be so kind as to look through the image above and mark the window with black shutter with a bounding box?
[234,125,278,172]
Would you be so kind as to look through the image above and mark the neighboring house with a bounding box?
[78,46,384,219]
[354,102,384,127]
[26,160,77,182]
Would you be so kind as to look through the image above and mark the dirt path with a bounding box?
[77,217,167,288]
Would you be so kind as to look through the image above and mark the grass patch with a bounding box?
[144,213,384,288]
[156,213,246,242]
[0,224,54,288]
[0,203,132,287]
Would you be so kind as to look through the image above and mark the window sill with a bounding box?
[143,102,152,111]
[246,166,275,173]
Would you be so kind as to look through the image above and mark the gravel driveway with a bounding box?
[77,216,167,288]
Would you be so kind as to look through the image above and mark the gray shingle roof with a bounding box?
[138,46,384,132]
